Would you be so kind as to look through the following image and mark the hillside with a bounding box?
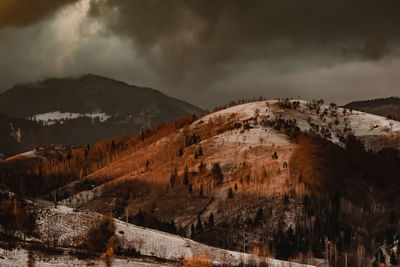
[0,74,203,157]
[1,99,399,266]
[345,97,400,121]
[0,198,316,266]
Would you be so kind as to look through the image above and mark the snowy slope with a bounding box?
[0,247,170,267]
[199,100,400,151]
[34,205,317,267]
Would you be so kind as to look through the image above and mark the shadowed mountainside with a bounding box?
[0,74,203,157]
[345,96,400,121]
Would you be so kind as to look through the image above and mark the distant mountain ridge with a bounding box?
[0,74,203,156]
[344,96,400,121]
[0,74,202,118]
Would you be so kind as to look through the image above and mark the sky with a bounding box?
[0,0,400,109]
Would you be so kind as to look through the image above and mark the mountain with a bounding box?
[0,113,46,157]
[1,98,399,264]
[2,99,399,265]
[344,96,400,121]
[0,74,203,157]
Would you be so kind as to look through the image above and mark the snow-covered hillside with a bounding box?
[200,100,400,151]
[0,247,169,267]
[32,204,318,267]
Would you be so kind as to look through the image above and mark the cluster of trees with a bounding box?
[277,98,301,109]
[169,162,224,198]
[0,113,199,198]
[263,117,301,138]
[288,134,400,263]
[187,133,399,265]
[0,192,36,240]
[191,212,215,239]
[305,99,325,114]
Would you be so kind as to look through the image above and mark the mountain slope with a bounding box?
[2,99,399,265]
[0,113,46,156]
[345,96,400,121]
[0,74,203,156]
[0,74,202,118]
[0,198,316,266]
[43,100,399,265]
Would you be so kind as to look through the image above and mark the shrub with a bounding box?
[0,196,36,239]
[85,214,117,253]
[182,254,212,267]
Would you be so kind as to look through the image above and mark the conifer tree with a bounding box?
[212,163,223,184]
[183,166,189,185]
[228,187,234,198]
[196,216,203,232]
[208,213,214,227]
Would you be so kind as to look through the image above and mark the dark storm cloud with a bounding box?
[84,0,400,103]
[91,0,400,67]
[0,0,399,109]
[0,0,78,29]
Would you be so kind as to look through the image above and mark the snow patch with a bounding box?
[28,111,111,126]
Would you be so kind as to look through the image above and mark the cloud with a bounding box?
[0,0,399,109]
[0,0,157,92]
[0,0,78,29]
[85,0,400,95]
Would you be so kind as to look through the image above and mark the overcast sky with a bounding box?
[1,0,400,108]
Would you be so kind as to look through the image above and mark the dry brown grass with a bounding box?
[182,254,213,267]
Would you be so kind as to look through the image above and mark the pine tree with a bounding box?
[208,213,214,227]
[199,161,205,173]
[178,147,183,156]
[141,128,145,141]
[191,224,195,238]
[228,187,234,198]
[196,216,203,232]
[111,140,116,150]
[254,207,263,225]
[188,184,193,193]
[170,167,178,188]
[212,163,224,184]
[183,166,189,185]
